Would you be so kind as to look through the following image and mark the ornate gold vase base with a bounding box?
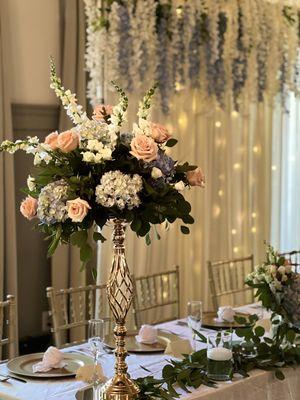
[101,219,140,400]
[102,374,140,400]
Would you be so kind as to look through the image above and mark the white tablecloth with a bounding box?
[0,304,299,400]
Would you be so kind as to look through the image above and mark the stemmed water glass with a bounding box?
[187,301,203,350]
[88,319,105,394]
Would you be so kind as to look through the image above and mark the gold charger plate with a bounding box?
[7,352,93,379]
[104,331,170,353]
[202,312,248,330]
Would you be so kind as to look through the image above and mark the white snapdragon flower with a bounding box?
[270,265,277,274]
[27,175,36,191]
[278,266,286,274]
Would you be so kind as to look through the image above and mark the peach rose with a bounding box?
[20,196,38,220]
[57,130,79,153]
[67,198,91,223]
[187,167,205,187]
[44,131,59,150]
[93,104,114,121]
[150,123,172,143]
[130,134,158,162]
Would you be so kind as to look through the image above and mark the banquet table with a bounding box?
[0,304,299,400]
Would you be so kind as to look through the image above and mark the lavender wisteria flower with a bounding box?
[84,0,300,113]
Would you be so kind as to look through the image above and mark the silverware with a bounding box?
[0,373,27,383]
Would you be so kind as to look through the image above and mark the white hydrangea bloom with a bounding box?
[37,179,69,224]
[95,171,143,210]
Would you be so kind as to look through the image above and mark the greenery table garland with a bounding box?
[135,246,300,399]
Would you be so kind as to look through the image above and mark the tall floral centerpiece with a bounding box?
[0,59,204,399]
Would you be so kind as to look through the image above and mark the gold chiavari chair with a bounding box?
[46,284,111,348]
[207,255,254,311]
[132,266,180,329]
[279,250,300,273]
[0,295,18,359]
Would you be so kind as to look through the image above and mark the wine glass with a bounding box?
[88,319,105,391]
[187,301,203,350]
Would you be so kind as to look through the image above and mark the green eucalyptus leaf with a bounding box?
[70,230,88,247]
[93,231,106,243]
[180,226,190,234]
[145,233,151,245]
[286,329,296,343]
[80,243,93,263]
[275,369,285,380]
[165,138,178,147]
[131,218,142,232]
[254,326,265,337]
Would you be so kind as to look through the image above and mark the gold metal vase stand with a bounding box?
[102,219,140,400]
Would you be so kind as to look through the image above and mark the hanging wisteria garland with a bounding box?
[84,0,300,113]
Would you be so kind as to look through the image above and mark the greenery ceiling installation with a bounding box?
[84,0,300,113]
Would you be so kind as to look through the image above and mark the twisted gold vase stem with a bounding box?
[103,219,139,400]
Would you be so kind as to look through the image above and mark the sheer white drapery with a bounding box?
[271,94,300,251]
[98,90,272,311]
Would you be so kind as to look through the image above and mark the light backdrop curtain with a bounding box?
[51,0,87,292]
[0,0,18,301]
[98,90,272,314]
[271,94,300,251]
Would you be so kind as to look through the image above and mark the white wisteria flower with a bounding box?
[95,171,143,210]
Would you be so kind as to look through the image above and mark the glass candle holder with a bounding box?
[207,331,233,381]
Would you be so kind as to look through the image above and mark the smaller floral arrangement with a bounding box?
[0,58,204,266]
[246,245,300,328]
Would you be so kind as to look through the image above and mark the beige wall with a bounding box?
[6,0,60,105]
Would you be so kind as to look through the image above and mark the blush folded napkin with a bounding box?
[216,306,236,322]
[33,346,66,373]
[136,325,158,344]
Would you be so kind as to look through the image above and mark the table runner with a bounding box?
[0,304,299,400]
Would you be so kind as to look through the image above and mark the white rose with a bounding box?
[151,167,163,179]
[174,181,185,191]
[281,274,288,282]
[278,266,286,274]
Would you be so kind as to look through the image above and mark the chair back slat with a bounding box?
[279,250,300,273]
[132,266,180,329]
[0,295,17,359]
[208,255,254,310]
[47,284,111,348]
